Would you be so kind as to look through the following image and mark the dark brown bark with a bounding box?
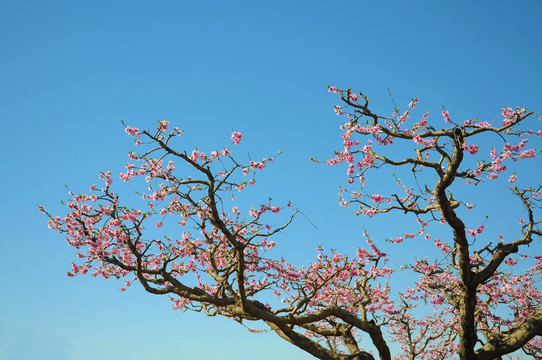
[265,321,375,360]
[475,309,542,359]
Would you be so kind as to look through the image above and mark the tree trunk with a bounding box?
[458,285,477,360]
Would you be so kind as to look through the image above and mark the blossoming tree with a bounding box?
[42,88,542,360]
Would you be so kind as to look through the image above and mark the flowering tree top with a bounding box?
[42,89,542,360]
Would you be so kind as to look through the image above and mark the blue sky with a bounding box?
[1,1,541,359]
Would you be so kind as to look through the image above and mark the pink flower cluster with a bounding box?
[467,225,485,237]
[125,126,140,136]
[441,110,451,123]
[231,131,243,145]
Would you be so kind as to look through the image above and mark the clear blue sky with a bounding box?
[1,1,541,359]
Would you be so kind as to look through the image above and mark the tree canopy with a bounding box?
[43,88,542,360]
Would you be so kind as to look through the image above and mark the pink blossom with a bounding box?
[519,149,535,159]
[389,237,403,244]
[160,120,169,132]
[505,257,518,266]
[501,107,516,126]
[156,221,163,228]
[125,126,140,136]
[462,142,479,155]
[508,173,517,183]
[231,132,243,145]
[467,225,485,236]
[490,148,498,159]
[347,163,355,175]
[408,97,419,108]
[441,110,451,123]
